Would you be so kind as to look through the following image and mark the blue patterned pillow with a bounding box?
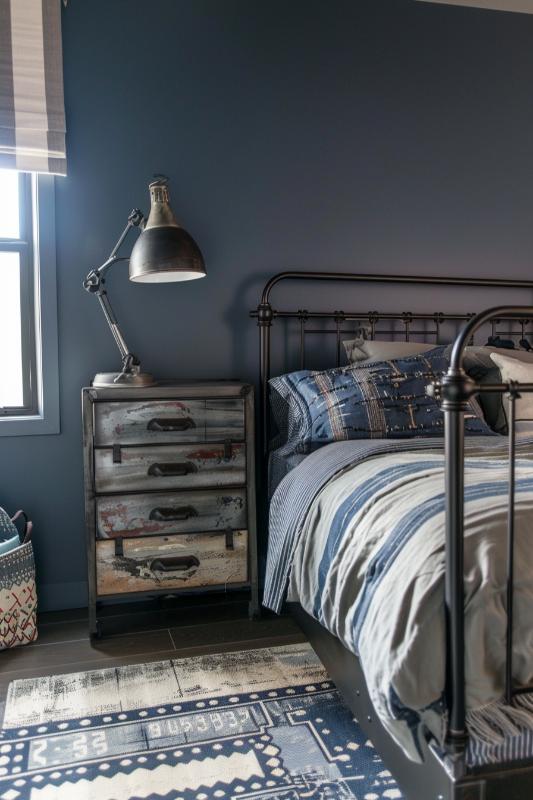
[269,346,493,455]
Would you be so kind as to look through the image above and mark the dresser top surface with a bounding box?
[83,381,252,401]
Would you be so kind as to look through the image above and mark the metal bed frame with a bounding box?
[251,270,533,800]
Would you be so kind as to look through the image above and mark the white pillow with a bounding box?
[343,338,434,364]
[489,352,533,424]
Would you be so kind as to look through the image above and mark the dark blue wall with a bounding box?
[2,0,533,610]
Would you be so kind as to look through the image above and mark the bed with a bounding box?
[250,270,533,799]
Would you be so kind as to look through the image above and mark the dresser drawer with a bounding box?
[94,443,246,493]
[94,399,245,445]
[96,489,246,539]
[96,530,248,595]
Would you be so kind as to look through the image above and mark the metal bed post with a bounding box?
[506,389,518,705]
[257,300,273,456]
[439,367,473,744]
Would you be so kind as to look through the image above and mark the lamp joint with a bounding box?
[83,270,101,294]
[122,353,141,370]
[128,208,145,228]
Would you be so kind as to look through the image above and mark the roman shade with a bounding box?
[417,1,533,12]
[0,0,66,175]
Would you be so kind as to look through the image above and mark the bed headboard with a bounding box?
[250,270,533,453]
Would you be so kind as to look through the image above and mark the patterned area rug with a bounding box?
[0,643,402,800]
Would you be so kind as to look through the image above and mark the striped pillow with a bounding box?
[269,346,493,455]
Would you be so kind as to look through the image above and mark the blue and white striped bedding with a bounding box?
[264,436,533,766]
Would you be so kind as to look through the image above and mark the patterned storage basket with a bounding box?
[0,509,37,650]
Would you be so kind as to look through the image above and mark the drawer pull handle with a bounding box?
[147,417,195,432]
[149,555,200,573]
[149,505,198,522]
[148,462,198,478]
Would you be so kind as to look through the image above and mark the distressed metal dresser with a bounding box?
[82,382,258,636]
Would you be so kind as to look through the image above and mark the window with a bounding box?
[0,170,59,436]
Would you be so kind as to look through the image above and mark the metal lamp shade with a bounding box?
[129,177,206,283]
[129,225,206,283]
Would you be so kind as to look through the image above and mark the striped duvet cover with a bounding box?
[264,436,533,764]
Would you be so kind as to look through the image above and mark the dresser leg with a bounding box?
[248,590,261,620]
[89,604,101,638]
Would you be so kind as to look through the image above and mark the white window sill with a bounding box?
[0,410,60,437]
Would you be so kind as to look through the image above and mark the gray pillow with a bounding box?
[462,346,533,433]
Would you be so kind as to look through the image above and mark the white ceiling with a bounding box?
[418,0,533,12]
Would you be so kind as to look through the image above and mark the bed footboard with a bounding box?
[430,305,533,749]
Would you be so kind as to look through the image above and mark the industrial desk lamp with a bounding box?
[83,176,205,388]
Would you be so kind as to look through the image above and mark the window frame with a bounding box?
[0,173,60,437]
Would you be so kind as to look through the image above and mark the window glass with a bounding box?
[0,251,23,408]
[0,170,20,239]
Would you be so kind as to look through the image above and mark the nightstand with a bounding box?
[82,382,259,637]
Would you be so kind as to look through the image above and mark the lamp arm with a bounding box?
[83,208,144,289]
[108,208,144,261]
[96,290,131,364]
[83,209,145,372]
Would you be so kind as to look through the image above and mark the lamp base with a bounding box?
[92,370,157,388]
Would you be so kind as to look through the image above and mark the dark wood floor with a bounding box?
[0,598,306,724]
